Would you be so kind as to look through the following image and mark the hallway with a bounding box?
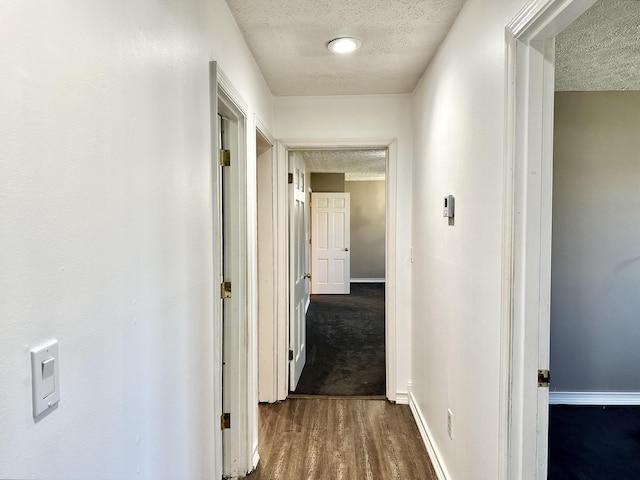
[247,398,437,480]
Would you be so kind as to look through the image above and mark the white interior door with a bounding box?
[311,192,351,294]
[288,153,308,391]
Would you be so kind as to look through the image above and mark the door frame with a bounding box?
[256,120,278,404]
[274,138,398,401]
[502,1,597,478]
[214,65,262,477]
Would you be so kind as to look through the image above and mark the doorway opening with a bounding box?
[212,64,257,479]
[504,0,603,478]
[262,138,399,403]
[547,1,640,478]
[290,149,387,396]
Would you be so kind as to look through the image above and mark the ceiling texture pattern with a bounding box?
[225,0,466,96]
[555,0,640,91]
[299,150,386,181]
[226,0,638,177]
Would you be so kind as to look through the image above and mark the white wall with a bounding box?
[551,91,640,393]
[274,94,413,398]
[410,0,528,478]
[0,1,272,479]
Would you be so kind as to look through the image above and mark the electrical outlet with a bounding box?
[447,409,453,440]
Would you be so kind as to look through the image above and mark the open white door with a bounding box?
[311,192,351,294]
[288,152,309,391]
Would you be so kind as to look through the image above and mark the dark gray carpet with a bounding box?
[293,283,385,396]
[548,405,640,479]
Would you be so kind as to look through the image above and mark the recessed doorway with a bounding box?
[292,149,387,397]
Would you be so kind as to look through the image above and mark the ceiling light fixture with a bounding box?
[327,37,362,55]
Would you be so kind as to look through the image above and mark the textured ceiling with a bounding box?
[224,0,467,96]
[555,0,640,91]
[299,150,386,181]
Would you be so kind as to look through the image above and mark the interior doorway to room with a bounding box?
[289,149,387,397]
[546,1,640,478]
[505,0,639,478]
[212,62,258,478]
[215,75,252,478]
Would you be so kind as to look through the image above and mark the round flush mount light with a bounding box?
[327,37,362,54]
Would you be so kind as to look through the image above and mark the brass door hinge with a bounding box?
[289,349,294,361]
[219,149,231,167]
[538,369,550,387]
[221,413,231,430]
[220,281,231,299]
[288,173,293,184]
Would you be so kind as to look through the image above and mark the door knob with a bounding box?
[304,273,311,279]
[344,248,349,252]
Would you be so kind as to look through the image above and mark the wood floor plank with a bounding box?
[246,398,438,480]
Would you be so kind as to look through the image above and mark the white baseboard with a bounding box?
[549,391,640,405]
[350,278,385,283]
[408,392,451,480]
[395,391,409,405]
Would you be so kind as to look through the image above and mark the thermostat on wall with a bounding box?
[443,195,455,218]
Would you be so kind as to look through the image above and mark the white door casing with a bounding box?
[504,1,598,479]
[288,152,308,391]
[216,66,261,477]
[311,193,351,295]
[256,125,278,403]
[275,139,397,403]
[209,61,224,480]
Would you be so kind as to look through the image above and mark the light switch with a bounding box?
[41,357,55,398]
[31,340,60,417]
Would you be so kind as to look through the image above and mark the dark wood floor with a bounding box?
[246,398,438,480]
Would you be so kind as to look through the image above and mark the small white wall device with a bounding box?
[31,339,60,417]
[443,195,455,218]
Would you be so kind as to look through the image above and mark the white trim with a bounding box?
[208,60,223,480]
[549,392,640,405]
[217,67,259,478]
[275,141,289,400]
[276,138,399,402]
[395,391,409,405]
[503,1,599,480]
[350,278,386,284]
[409,392,451,480]
[255,115,275,146]
[498,25,518,480]
[252,448,260,471]
[253,114,278,403]
[385,139,398,403]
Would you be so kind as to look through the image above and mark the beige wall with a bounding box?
[551,91,640,393]
[309,175,386,280]
[346,181,386,279]
[311,173,345,192]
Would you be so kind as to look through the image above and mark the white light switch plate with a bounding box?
[31,340,60,417]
